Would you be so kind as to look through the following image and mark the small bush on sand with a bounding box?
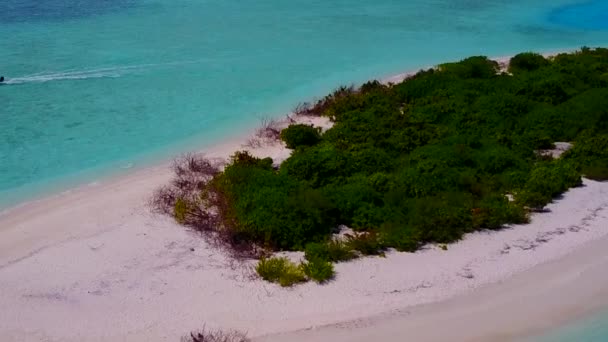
[150,154,261,259]
[517,190,551,212]
[293,85,356,117]
[280,124,322,149]
[256,257,307,287]
[345,233,385,256]
[301,258,335,283]
[304,240,357,263]
[182,327,250,342]
[254,117,282,143]
[174,197,190,224]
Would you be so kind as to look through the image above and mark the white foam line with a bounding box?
[4,59,204,85]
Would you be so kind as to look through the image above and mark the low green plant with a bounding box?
[304,240,357,263]
[301,258,335,283]
[174,197,190,224]
[280,124,322,149]
[582,164,608,181]
[256,257,307,287]
[516,190,551,211]
[346,233,385,256]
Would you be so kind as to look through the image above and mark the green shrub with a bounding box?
[174,197,190,224]
[378,222,421,252]
[304,240,357,263]
[346,233,385,256]
[582,164,608,181]
[256,257,307,287]
[522,161,582,204]
[471,195,528,229]
[567,134,608,181]
[215,161,335,250]
[280,124,322,149]
[517,190,552,211]
[440,56,499,79]
[231,150,274,169]
[301,258,335,283]
[508,52,549,73]
[406,194,473,243]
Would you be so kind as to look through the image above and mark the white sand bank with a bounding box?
[2,158,608,342]
[259,222,608,342]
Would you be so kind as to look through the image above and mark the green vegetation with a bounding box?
[304,240,357,263]
[508,52,549,73]
[256,257,307,287]
[567,133,608,180]
[154,48,608,285]
[280,124,322,149]
[301,258,335,283]
[173,197,190,224]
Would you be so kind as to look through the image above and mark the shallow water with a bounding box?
[531,310,608,341]
[1,0,607,206]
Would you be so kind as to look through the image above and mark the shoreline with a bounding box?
[1,171,607,341]
[2,47,608,341]
[0,47,579,215]
[258,228,608,342]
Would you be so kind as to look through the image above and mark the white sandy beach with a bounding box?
[1,59,608,342]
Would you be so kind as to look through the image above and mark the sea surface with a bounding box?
[1,0,608,339]
[531,310,608,341]
[1,0,607,207]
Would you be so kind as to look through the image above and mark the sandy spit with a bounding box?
[1,54,608,342]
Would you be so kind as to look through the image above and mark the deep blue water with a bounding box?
[549,0,608,30]
[1,0,608,208]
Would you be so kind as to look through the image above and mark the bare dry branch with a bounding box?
[182,327,250,342]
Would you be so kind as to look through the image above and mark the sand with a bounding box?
[2,57,608,342]
[259,229,608,342]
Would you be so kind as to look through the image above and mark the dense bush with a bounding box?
[509,52,549,73]
[256,257,307,287]
[345,233,385,256]
[304,240,357,263]
[566,133,608,180]
[156,48,608,285]
[440,56,500,79]
[582,163,608,181]
[280,124,322,149]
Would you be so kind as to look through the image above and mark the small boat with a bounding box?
[0,76,4,83]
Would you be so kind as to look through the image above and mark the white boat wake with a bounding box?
[3,60,199,85]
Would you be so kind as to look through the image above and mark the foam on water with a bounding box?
[1,0,608,208]
[4,61,198,85]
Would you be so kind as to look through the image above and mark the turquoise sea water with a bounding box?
[532,311,608,341]
[1,0,608,207]
[1,0,608,339]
